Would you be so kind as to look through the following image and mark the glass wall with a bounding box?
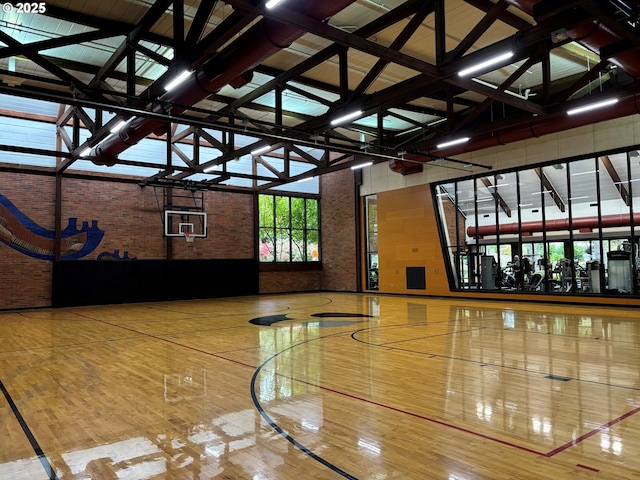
[365,195,378,290]
[434,147,640,296]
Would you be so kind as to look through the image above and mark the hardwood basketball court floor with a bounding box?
[1,292,639,479]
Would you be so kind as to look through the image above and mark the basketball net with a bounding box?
[184,231,195,243]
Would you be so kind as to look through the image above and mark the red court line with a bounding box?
[294,378,547,456]
[86,316,640,460]
[545,406,640,457]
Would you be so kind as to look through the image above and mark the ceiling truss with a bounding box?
[1,0,640,191]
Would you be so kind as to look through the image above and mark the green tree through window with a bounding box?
[258,194,320,262]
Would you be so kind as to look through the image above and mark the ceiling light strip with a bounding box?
[331,110,363,126]
[350,161,373,170]
[567,98,618,115]
[458,51,514,77]
[436,137,469,149]
[165,70,192,92]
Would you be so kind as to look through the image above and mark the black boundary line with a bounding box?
[351,325,640,392]
[249,335,360,480]
[479,323,640,346]
[70,306,361,479]
[0,379,58,480]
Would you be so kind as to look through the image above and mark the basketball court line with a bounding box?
[351,325,640,392]
[250,335,360,480]
[545,406,640,457]
[0,335,144,355]
[86,315,359,478]
[378,326,487,345]
[0,380,58,480]
[8,309,638,479]
[90,314,640,459]
[479,323,640,345]
[86,314,640,462]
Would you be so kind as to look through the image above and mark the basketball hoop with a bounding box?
[183,231,195,243]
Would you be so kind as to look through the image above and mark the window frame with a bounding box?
[258,193,321,264]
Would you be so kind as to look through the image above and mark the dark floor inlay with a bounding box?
[249,314,291,326]
[545,374,572,382]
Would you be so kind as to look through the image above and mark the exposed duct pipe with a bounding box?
[89,0,357,166]
[428,93,640,158]
[389,0,640,173]
[467,212,640,239]
[510,0,640,77]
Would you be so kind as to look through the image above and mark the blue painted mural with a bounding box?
[0,194,104,261]
[96,250,136,261]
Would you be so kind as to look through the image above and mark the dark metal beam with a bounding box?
[434,0,446,66]
[0,30,122,59]
[535,167,566,212]
[350,1,434,99]
[92,0,175,85]
[599,155,630,206]
[0,31,93,98]
[446,0,509,62]
[185,1,218,47]
[480,177,512,217]
[463,0,532,30]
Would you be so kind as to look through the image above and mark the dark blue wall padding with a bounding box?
[52,259,259,307]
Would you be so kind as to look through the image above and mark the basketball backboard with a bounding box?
[164,210,207,237]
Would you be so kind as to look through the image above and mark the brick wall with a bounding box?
[1,167,358,308]
[320,169,358,291]
[0,172,54,309]
[259,270,321,293]
[0,173,255,309]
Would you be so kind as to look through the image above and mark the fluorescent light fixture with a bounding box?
[165,70,192,91]
[110,120,127,133]
[569,196,589,200]
[428,118,447,127]
[518,203,533,207]
[203,164,222,173]
[266,0,286,8]
[331,110,363,126]
[531,190,552,195]
[458,51,513,77]
[297,176,315,182]
[567,98,618,115]
[437,137,469,149]
[570,170,597,176]
[251,145,271,156]
[471,78,534,100]
[350,161,373,170]
[395,126,422,137]
[80,147,92,157]
[615,178,640,184]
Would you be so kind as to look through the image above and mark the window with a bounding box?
[258,194,320,262]
[434,147,640,296]
[365,195,378,290]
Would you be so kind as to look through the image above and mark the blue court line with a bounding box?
[0,379,58,480]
